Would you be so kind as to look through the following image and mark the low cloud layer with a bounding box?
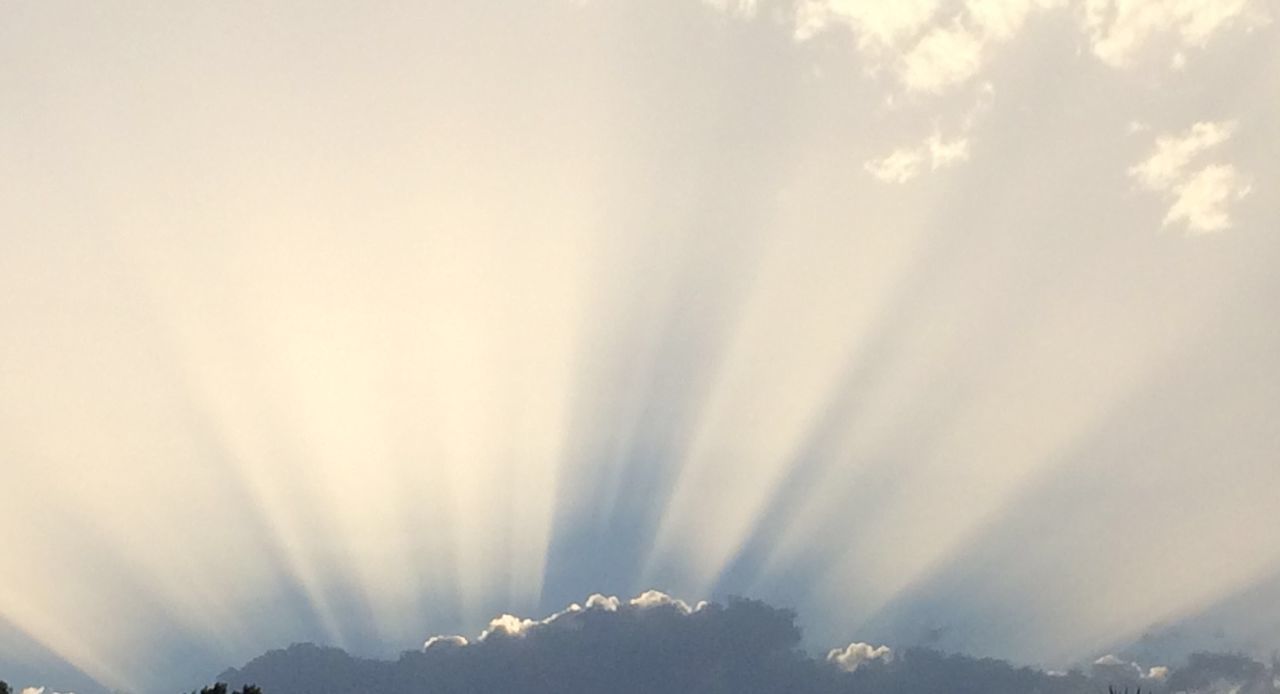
[214,593,1280,694]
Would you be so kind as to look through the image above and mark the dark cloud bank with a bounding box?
[211,595,1280,694]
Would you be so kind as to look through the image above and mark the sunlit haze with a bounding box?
[2,1,1278,692]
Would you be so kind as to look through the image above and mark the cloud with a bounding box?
[222,594,814,694]
[585,593,621,611]
[795,0,942,45]
[1092,654,1175,687]
[1093,653,1143,679]
[627,589,705,613]
[865,130,970,183]
[827,642,894,672]
[1165,652,1272,694]
[901,22,985,92]
[422,635,468,651]
[865,147,926,183]
[1083,0,1269,68]
[966,0,1066,40]
[792,0,1067,93]
[1129,122,1235,191]
[926,132,971,169]
[726,0,1265,97]
[470,591,704,643]
[214,593,1280,694]
[1164,164,1251,234]
[2,0,1278,690]
[1128,121,1250,234]
[477,614,539,640]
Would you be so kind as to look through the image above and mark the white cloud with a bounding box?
[1164,163,1251,234]
[1128,121,1250,234]
[966,0,1066,40]
[1083,0,1269,68]
[478,613,540,640]
[866,129,970,183]
[791,0,1065,93]
[901,22,985,92]
[927,132,971,169]
[585,593,621,611]
[795,0,941,45]
[629,589,706,613]
[423,634,469,650]
[865,146,926,183]
[1146,665,1170,681]
[723,0,1262,82]
[827,642,894,672]
[1129,121,1235,191]
[442,592,705,645]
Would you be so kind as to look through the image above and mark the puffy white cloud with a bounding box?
[1083,0,1269,68]
[1129,121,1235,191]
[436,592,704,646]
[478,614,539,640]
[628,589,707,613]
[826,642,893,672]
[1164,163,1251,234]
[1128,121,1249,234]
[901,22,985,92]
[584,593,621,611]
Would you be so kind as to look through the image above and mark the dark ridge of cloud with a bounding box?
[1120,570,1280,669]
[211,593,1280,694]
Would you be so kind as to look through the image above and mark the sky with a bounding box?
[1,0,1278,692]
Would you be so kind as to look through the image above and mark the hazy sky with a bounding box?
[2,1,1278,692]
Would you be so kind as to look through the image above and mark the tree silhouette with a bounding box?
[189,683,261,694]
[1,679,11,694]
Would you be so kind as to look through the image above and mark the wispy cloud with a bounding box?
[1129,121,1250,234]
[1084,0,1269,68]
